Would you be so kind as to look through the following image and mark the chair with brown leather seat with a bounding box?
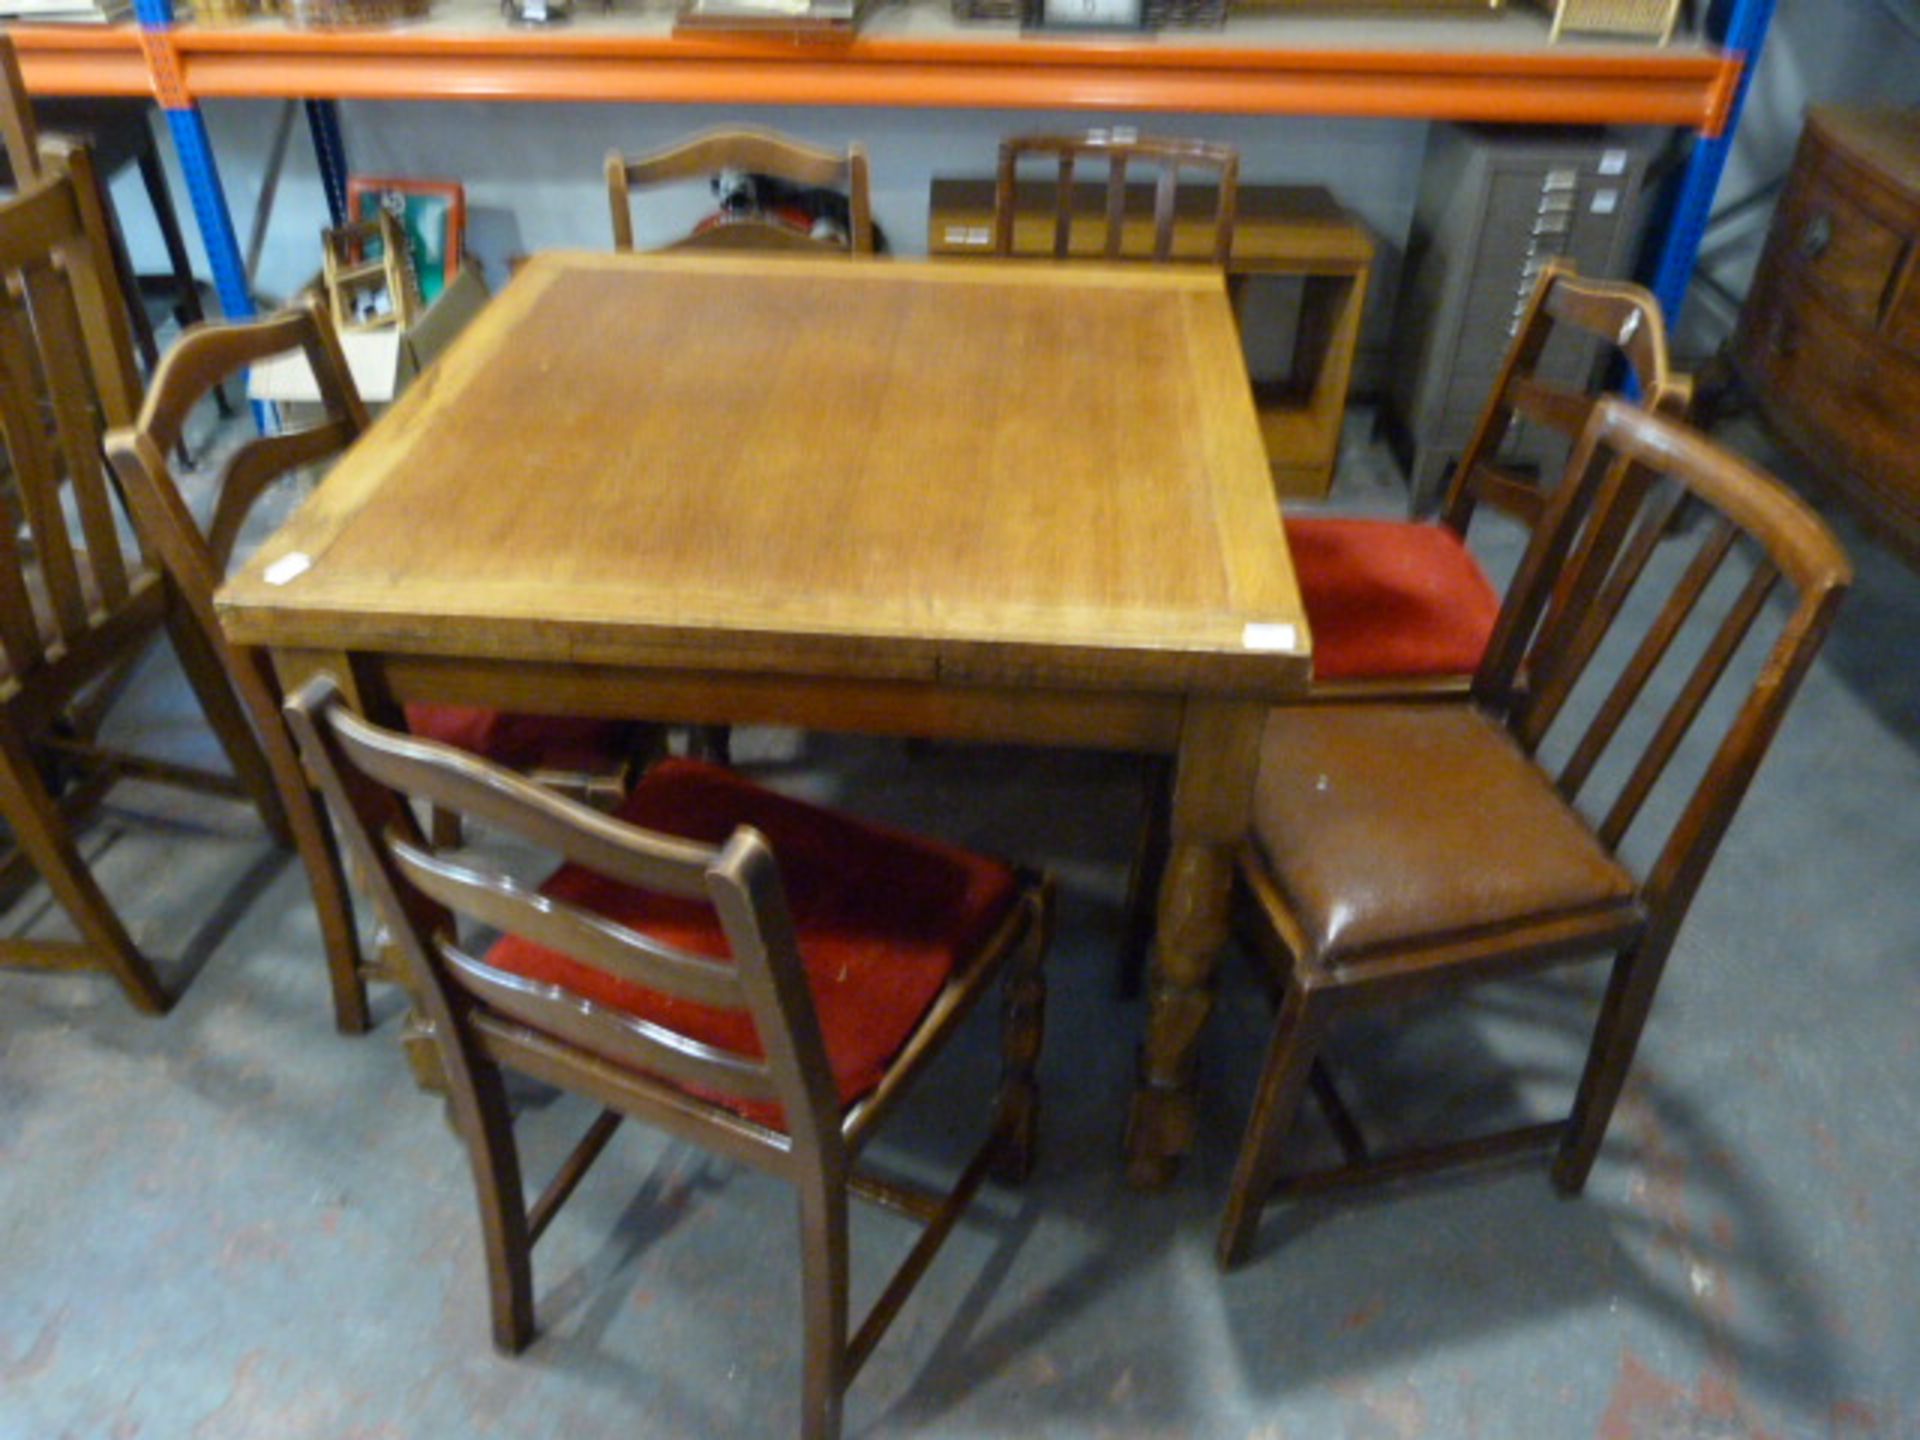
[0,142,289,1013]
[607,126,875,256]
[285,675,1051,1440]
[991,131,1238,265]
[1216,398,1850,1269]
[105,295,645,1034]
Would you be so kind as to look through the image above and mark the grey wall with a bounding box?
[102,1,1919,371]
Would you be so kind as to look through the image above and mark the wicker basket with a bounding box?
[1539,0,1680,41]
[188,0,255,22]
[284,0,428,26]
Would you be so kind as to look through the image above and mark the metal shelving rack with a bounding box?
[8,1,1772,344]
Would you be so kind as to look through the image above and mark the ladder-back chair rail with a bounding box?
[285,677,1052,1440]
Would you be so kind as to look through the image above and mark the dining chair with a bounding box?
[1292,258,1692,697]
[104,295,645,1034]
[991,131,1239,265]
[1119,261,1692,995]
[1215,398,1850,1269]
[285,675,1052,1440]
[1,37,207,377]
[990,130,1240,987]
[0,143,290,1014]
[607,124,874,766]
[606,126,875,256]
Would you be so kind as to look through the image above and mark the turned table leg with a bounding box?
[1124,700,1264,1187]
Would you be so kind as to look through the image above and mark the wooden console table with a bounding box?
[930,177,1372,499]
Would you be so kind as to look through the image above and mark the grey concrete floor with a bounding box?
[3,409,1917,1439]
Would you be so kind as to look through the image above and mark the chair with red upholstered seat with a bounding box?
[1117,263,1690,994]
[105,295,642,1034]
[285,676,1051,1440]
[1291,258,1690,696]
[607,126,875,259]
[1216,399,1849,1269]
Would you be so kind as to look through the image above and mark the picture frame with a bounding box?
[345,175,466,304]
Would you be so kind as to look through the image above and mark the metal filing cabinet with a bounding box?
[1386,125,1652,509]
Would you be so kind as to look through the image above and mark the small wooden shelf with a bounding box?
[10,3,1737,129]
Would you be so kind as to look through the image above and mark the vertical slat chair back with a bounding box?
[0,35,41,186]
[1442,261,1689,535]
[606,128,875,257]
[286,678,847,1162]
[992,133,1239,267]
[0,149,145,688]
[1474,398,1851,946]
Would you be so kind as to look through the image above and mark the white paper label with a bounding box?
[1591,188,1620,215]
[1242,623,1299,652]
[1599,148,1630,176]
[263,552,311,586]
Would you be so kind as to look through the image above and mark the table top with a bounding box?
[218,250,1309,696]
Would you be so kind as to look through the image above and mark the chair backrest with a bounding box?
[106,295,369,598]
[283,676,847,1163]
[1442,259,1689,535]
[1474,398,1849,949]
[606,127,874,257]
[0,36,42,186]
[0,140,146,694]
[992,132,1239,266]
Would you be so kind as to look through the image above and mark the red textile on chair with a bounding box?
[485,759,1020,1128]
[1285,516,1503,683]
[404,704,628,774]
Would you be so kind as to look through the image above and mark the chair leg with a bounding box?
[797,1177,850,1440]
[429,805,464,850]
[135,133,206,332]
[1552,940,1674,1196]
[455,1059,537,1354]
[0,725,169,1014]
[692,725,733,766]
[1117,755,1172,999]
[163,604,290,845]
[225,644,369,1034]
[991,887,1052,1184]
[286,770,371,1035]
[1216,980,1332,1270]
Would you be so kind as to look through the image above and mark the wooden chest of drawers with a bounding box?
[1733,108,1920,565]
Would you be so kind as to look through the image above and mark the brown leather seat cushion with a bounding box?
[1251,705,1637,966]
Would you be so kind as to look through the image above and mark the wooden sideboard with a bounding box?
[1733,108,1920,566]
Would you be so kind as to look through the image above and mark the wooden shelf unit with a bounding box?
[11,5,1738,128]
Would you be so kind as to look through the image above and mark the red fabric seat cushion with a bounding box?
[485,759,1020,1128]
[405,704,629,774]
[1285,516,1503,683]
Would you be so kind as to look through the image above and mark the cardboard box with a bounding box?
[247,264,489,415]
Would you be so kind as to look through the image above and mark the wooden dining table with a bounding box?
[216,249,1311,1185]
